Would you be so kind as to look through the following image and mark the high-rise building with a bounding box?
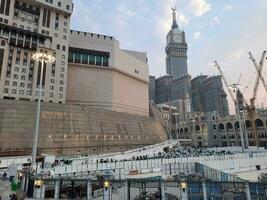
[191,75,229,116]
[0,0,73,103]
[166,8,188,77]
[154,8,191,120]
[149,75,156,103]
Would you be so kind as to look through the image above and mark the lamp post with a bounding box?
[172,112,179,140]
[32,52,55,166]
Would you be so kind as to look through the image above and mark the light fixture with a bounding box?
[31,52,55,167]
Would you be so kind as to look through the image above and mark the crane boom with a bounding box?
[214,61,236,104]
[249,51,267,94]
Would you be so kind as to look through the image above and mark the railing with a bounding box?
[41,152,267,180]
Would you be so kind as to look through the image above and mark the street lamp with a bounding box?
[172,112,179,140]
[32,52,55,166]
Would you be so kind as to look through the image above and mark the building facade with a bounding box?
[172,109,267,148]
[148,75,155,103]
[0,0,73,103]
[66,30,149,116]
[191,75,229,116]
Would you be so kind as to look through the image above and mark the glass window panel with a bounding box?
[103,56,108,66]
[82,53,88,64]
[89,55,95,65]
[74,52,81,63]
[96,55,102,65]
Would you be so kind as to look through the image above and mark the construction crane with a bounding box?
[214,61,236,104]
[214,61,246,150]
[247,51,267,147]
[214,51,267,147]
[249,51,267,93]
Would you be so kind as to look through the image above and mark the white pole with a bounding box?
[32,59,44,166]
[236,105,245,152]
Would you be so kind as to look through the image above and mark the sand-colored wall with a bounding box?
[66,64,149,116]
[0,100,167,156]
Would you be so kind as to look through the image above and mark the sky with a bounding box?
[70,0,267,113]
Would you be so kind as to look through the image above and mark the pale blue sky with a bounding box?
[71,0,267,111]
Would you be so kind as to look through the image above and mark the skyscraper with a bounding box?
[0,0,73,103]
[166,8,188,77]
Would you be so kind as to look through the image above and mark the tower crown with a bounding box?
[171,7,178,29]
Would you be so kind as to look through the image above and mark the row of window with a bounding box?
[68,51,109,66]
[3,88,64,99]
[0,0,11,16]
[44,0,71,11]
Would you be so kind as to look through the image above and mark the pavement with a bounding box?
[0,179,12,200]
[233,168,267,181]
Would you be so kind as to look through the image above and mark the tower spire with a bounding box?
[171,7,178,29]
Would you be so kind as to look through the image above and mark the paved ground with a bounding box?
[0,179,12,199]
[234,168,267,181]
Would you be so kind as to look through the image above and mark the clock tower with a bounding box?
[166,8,188,77]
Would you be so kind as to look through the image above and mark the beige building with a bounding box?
[66,30,149,116]
[0,0,73,103]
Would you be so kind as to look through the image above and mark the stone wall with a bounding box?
[0,100,167,156]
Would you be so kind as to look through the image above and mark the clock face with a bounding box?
[173,33,183,43]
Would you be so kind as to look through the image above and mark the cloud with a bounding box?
[155,2,189,37]
[188,0,211,16]
[117,4,136,17]
[224,5,232,10]
[193,32,201,39]
[212,16,221,24]
[178,14,189,25]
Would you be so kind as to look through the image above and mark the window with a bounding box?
[96,55,102,65]
[22,68,26,73]
[51,79,54,84]
[49,93,53,97]
[62,46,66,51]
[63,29,67,33]
[27,84,32,88]
[66,5,70,10]
[63,35,66,40]
[4,81,9,86]
[54,33,58,37]
[20,83,25,87]
[50,86,54,90]
[14,74,18,79]
[61,67,64,72]
[89,55,95,65]
[59,87,63,91]
[60,74,64,78]
[82,53,88,64]
[1,40,5,46]
[58,2,61,7]
[60,80,64,85]
[74,52,81,63]
[61,61,65,65]
[61,55,65,59]
[12,89,16,94]
[64,22,67,26]
[103,56,108,66]
[57,44,60,49]
[19,90,24,95]
[21,75,25,80]
[59,93,63,99]
[27,91,31,95]
[14,67,19,72]
[4,88,8,93]
[13,82,17,86]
